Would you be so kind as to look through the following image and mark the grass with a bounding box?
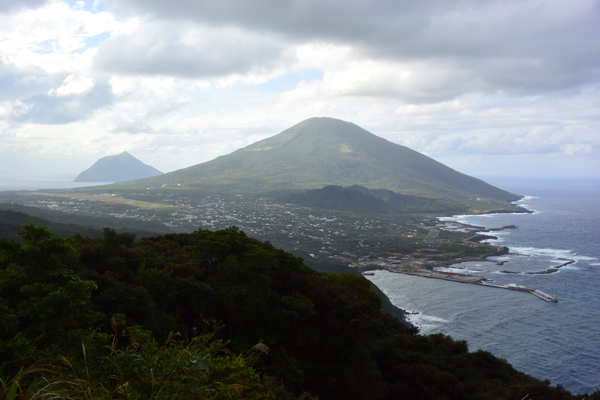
[339,144,353,153]
[244,146,282,152]
[0,321,276,400]
[22,193,177,211]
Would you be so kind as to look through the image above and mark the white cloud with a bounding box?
[0,0,598,180]
[280,56,483,103]
[48,71,96,96]
[0,0,124,73]
[107,75,192,120]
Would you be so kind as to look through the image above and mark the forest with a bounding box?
[1,224,596,399]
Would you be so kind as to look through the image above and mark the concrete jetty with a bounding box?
[481,283,558,302]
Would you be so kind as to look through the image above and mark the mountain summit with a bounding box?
[74,151,163,182]
[110,117,519,204]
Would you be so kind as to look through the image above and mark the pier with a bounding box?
[481,282,558,302]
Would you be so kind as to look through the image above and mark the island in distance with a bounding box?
[74,151,163,183]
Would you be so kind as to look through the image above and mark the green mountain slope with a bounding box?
[278,185,393,213]
[75,151,163,182]
[108,117,519,203]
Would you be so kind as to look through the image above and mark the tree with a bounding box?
[0,224,102,364]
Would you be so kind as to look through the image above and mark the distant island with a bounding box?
[74,151,163,182]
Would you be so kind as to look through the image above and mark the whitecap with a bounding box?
[561,265,579,271]
[484,230,510,235]
[508,247,596,263]
[517,195,539,201]
[434,267,483,274]
[437,216,458,222]
[572,255,598,261]
[509,246,574,258]
[482,238,506,245]
[408,313,450,333]
[418,315,450,323]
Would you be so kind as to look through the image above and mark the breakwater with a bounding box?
[499,258,575,275]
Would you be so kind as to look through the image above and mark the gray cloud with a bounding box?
[0,0,47,12]
[105,0,440,42]
[105,0,600,94]
[0,60,65,101]
[94,20,290,78]
[13,83,114,124]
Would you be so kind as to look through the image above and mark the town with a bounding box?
[4,190,502,271]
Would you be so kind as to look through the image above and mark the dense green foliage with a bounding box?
[1,225,595,399]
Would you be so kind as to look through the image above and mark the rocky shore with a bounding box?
[499,259,575,275]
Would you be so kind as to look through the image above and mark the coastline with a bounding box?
[361,209,561,300]
[366,179,600,394]
[436,211,577,274]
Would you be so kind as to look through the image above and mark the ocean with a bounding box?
[366,177,600,394]
[0,178,112,191]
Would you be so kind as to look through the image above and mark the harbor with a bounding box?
[364,266,559,302]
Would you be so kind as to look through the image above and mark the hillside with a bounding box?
[279,184,472,214]
[0,209,102,240]
[0,202,172,236]
[105,118,520,206]
[74,151,163,182]
[278,185,393,213]
[1,225,590,400]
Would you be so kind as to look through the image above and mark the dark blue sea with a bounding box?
[366,177,600,395]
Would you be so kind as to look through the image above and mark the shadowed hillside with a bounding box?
[279,184,472,214]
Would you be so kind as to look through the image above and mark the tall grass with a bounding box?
[1,321,286,400]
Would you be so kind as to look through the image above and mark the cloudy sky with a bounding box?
[1,0,599,181]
